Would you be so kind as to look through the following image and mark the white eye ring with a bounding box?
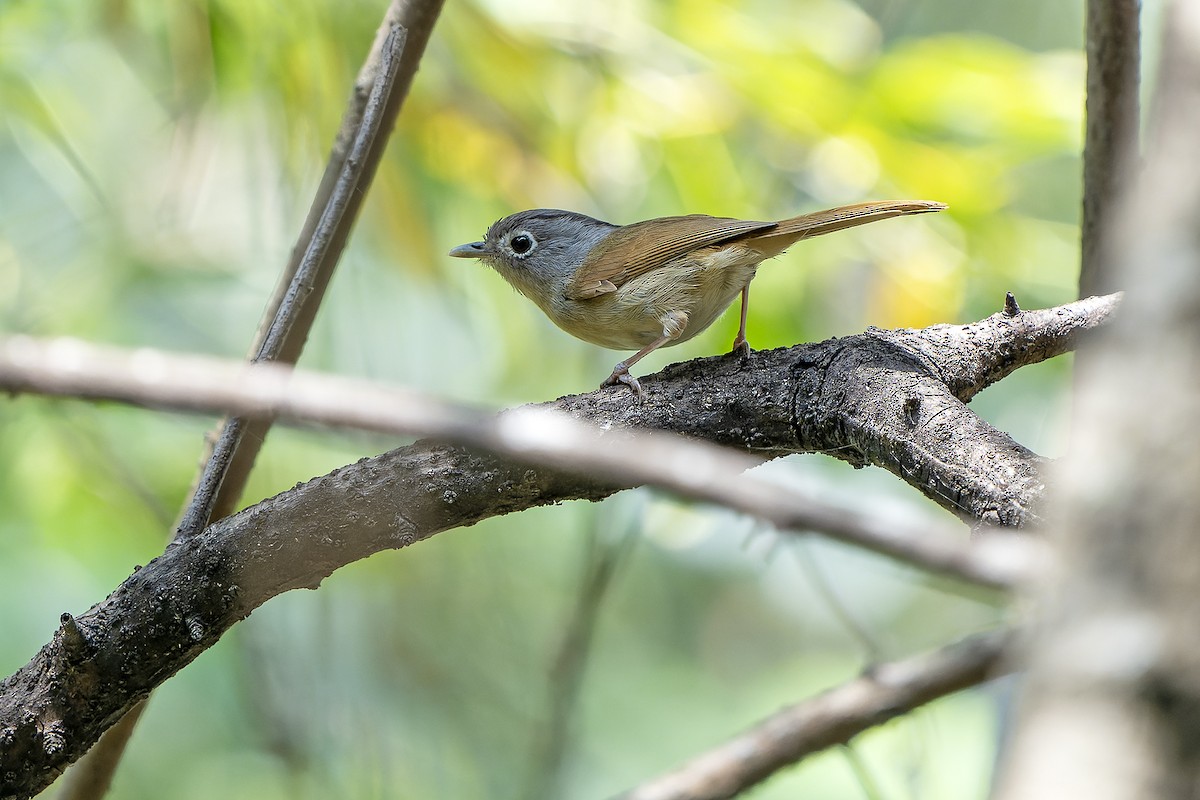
[507,230,538,258]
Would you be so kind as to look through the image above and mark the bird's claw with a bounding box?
[730,337,751,358]
[602,366,645,398]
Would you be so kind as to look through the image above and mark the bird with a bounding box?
[450,200,946,395]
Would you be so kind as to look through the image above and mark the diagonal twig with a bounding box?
[525,516,638,799]
[615,629,1012,800]
[199,0,447,531]
[178,17,413,539]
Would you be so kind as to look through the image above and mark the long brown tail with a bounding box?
[748,200,946,256]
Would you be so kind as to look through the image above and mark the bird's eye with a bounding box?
[509,231,536,256]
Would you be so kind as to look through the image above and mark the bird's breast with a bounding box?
[548,244,766,350]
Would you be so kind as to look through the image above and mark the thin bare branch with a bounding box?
[179,19,411,538]
[1080,0,1140,297]
[617,629,1012,800]
[525,517,637,799]
[183,0,447,537]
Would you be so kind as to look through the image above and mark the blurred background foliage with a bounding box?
[0,0,1129,797]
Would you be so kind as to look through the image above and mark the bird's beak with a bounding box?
[448,241,488,259]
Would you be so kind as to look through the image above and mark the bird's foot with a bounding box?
[602,363,645,398]
[730,336,751,359]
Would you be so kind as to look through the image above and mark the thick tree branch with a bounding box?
[617,629,1012,800]
[904,293,1117,401]
[2,294,1117,528]
[0,294,1115,796]
[0,333,1037,589]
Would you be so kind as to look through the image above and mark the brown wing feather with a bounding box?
[563,201,946,300]
[565,215,776,301]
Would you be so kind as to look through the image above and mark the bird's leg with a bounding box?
[603,334,671,397]
[731,284,751,356]
[603,314,684,397]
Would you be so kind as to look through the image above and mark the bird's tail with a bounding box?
[749,200,947,256]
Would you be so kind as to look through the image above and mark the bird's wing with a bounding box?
[564,215,776,300]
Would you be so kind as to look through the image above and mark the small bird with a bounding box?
[450,200,946,395]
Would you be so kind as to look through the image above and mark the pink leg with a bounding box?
[603,332,674,398]
[731,285,751,356]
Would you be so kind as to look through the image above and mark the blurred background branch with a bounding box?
[175,20,409,541]
[620,629,1012,800]
[1079,0,1140,298]
[193,0,447,534]
[524,514,639,800]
